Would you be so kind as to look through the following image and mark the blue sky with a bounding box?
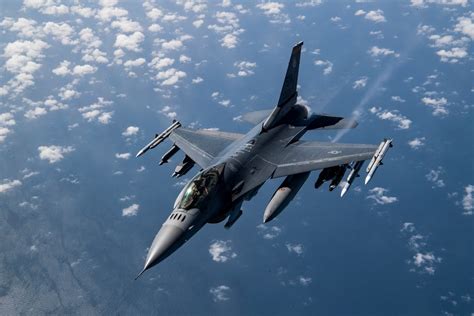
[0,0,473,315]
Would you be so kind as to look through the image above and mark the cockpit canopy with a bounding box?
[177,164,224,210]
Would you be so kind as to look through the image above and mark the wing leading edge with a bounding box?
[169,128,244,168]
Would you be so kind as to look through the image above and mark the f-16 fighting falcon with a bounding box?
[135,41,393,279]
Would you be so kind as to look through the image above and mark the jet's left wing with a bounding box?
[262,140,379,178]
[230,140,379,201]
[169,128,243,168]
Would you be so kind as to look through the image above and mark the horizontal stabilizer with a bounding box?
[307,114,358,130]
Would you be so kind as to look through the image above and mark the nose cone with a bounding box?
[136,224,185,279]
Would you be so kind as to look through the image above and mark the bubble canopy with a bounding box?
[177,164,224,210]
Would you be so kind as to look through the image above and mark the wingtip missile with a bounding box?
[365,139,392,185]
[135,121,181,158]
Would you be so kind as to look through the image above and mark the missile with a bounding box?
[160,144,179,165]
[136,120,181,157]
[263,172,310,223]
[366,140,385,172]
[340,160,364,197]
[172,155,194,178]
[329,165,347,191]
[365,139,392,185]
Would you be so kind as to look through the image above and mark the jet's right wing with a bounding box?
[169,128,244,168]
[136,121,243,169]
[263,140,379,178]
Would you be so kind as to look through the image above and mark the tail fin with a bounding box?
[278,41,303,107]
[263,41,303,130]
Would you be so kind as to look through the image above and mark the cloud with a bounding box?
[298,276,312,286]
[59,88,80,100]
[179,55,191,63]
[0,112,16,142]
[228,61,256,77]
[421,97,448,116]
[114,32,144,52]
[314,60,333,75]
[209,285,231,302]
[353,77,368,89]
[364,10,386,23]
[0,179,22,193]
[369,107,412,129]
[286,243,304,256]
[122,204,139,217]
[124,58,146,68]
[296,0,322,6]
[78,28,108,64]
[145,7,163,21]
[78,97,114,124]
[425,167,445,188]
[156,68,187,86]
[115,153,131,160]
[192,77,203,84]
[256,2,290,24]
[461,184,474,215]
[257,224,282,239]
[162,39,183,50]
[356,9,386,23]
[391,96,405,103]
[38,145,75,163]
[413,252,442,274]
[408,137,426,149]
[149,57,174,70]
[122,126,139,137]
[96,5,128,21]
[454,14,474,40]
[25,107,47,120]
[368,46,398,57]
[436,47,467,63]
[2,39,49,95]
[52,60,71,76]
[221,33,238,48]
[72,64,97,76]
[410,0,468,7]
[208,11,243,49]
[159,105,177,119]
[42,22,76,45]
[367,187,398,205]
[401,223,442,275]
[23,0,69,15]
[111,18,143,33]
[209,240,237,262]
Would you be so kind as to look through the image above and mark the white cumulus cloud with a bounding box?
[209,240,237,262]
[367,187,398,205]
[38,145,75,163]
[210,285,231,302]
[369,107,412,129]
[122,203,139,216]
[461,184,474,215]
[122,126,139,137]
[0,179,22,193]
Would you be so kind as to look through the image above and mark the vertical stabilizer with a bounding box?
[263,41,303,131]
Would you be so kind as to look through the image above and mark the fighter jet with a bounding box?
[135,41,393,279]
